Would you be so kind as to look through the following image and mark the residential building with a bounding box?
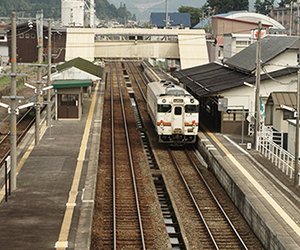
[0,23,9,65]
[199,11,286,62]
[270,1,300,35]
[172,36,299,136]
[6,22,66,64]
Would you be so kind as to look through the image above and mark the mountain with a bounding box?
[108,0,256,22]
[0,0,257,23]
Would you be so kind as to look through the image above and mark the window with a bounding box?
[19,34,24,39]
[174,107,182,115]
[25,34,30,39]
[158,104,171,113]
[60,94,77,106]
[283,110,294,120]
[185,105,199,113]
[31,33,35,39]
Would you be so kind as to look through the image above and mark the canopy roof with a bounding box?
[52,79,92,89]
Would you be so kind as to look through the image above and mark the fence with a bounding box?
[257,125,299,185]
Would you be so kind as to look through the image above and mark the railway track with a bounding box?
[169,147,248,249]
[92,59,264,249]
[0,107,36,166]
[92,60,168,249]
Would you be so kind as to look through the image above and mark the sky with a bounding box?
[109,0,258,21]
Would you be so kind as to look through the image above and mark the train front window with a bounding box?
[185,105,199,113]
[174,107,182,115]
[158,104,171,113]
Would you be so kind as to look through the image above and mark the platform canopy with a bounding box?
[52,79,92,89]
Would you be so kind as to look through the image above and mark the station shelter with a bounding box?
[52,79,92,120]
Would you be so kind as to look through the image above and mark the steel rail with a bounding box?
[168,147,220,249]
[126,61,147,102]
[0,104,49,169]
[130,61,149,88]
[109,61,117,250]
[186,147,249,249]
[115,60,146,250]
[112,60,146,250]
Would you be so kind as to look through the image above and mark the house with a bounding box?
[265,92,296,132]
[172,35,299,135]
[211,11,285,39]
[270,2,300,35]
[0,23,9,65]
[287,119,300,156]
[265,92,297,149]
[150,13,191,28]
[6,22,66,63]
[198,11,286,62]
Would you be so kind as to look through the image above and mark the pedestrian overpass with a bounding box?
[65,28,208,70]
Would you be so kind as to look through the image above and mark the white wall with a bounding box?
[51,67,101,81]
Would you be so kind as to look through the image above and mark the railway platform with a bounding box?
[0,82,104,250]
[197,127,300,250]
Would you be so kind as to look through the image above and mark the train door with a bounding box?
[173,105,184,131]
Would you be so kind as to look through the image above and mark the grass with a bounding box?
[0,76,11,88]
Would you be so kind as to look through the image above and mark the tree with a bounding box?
[178,6,201,27]
[206,0,248,14]
[254,0,274,15]
[278,0,292,7]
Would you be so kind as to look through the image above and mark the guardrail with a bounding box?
[258,135,298,182]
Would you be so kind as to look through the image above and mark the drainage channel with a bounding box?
[128,92,186,250]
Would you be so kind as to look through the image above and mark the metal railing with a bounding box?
[257,125,299,185]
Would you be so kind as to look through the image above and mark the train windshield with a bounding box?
[157,104,171,113]
[185,105,199,113]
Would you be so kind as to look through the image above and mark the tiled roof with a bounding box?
[267,92,297,108]
[171,62,298,98]
[224,36,300,74]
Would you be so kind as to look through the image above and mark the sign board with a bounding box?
[218,98,228,112]
[5,155,11,174]
[251,29,266,39]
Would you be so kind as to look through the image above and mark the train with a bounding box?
[147,79,199,145]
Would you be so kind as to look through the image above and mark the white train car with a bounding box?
[147,79,199,145]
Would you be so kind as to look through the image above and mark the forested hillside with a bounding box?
[0,0,131,22]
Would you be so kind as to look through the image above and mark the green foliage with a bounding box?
[0,0,133,23]
[178,6,201,27]
[278,0,292,7]
[254,0,274,15]
[0,76,11,88]
[206,0,249,14]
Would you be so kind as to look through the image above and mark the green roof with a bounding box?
[53,57,103,78]
[52,79,92,89]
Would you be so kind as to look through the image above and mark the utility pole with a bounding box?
[10,12,17,190]
[35,10,43,145]
[294,49,300,186]
[254,21,262,151]
[165,0,168,28]
[47,20,51,127]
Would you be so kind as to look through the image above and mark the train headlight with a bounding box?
[190,99,194,103]
[162,99,166,103]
